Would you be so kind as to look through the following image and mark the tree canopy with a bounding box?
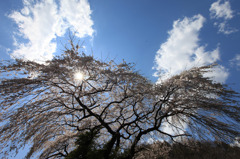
[0,42,239,159]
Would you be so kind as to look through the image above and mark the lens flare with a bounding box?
[74,72,84,81]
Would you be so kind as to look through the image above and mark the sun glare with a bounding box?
[74,72,84,81]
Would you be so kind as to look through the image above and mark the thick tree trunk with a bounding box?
[104,134,118,159]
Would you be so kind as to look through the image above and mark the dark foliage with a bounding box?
[65,128,129,159]
[65,128,103,159]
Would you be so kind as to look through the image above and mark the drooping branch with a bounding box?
[0,43,239,159]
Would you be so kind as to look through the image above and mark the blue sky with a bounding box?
[0,0,240,158]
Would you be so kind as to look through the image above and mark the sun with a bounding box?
[74,71,84,81]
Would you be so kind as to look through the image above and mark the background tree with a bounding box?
[0,41,239,159]
[134,139,240,159]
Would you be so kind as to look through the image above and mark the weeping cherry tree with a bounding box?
[0,42,239,159]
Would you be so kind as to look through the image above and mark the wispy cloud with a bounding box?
[210,0,233,20]
[154,14,228,83]
[210,0,237,35]
[8,0,94,62]
[230,54,240,70]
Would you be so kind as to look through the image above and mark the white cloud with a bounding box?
[210,0,233,20]
[203,65,229,83]
[154,14,228,83]
[60,0,94,38]
[216,21,238,35]
[230,54,240,70]
[210,0,237,34]
[8,0,94,63]
[231,137,240,148]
